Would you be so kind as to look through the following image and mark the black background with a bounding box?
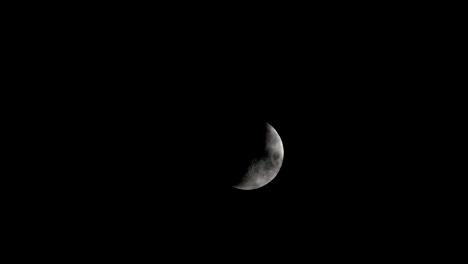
[26,8,445,257]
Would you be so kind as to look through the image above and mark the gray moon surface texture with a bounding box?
[233,123,284,190]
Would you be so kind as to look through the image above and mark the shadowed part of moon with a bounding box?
[233,123,284,190]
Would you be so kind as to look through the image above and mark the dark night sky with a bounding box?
[51,12,438,255]
[10,3,457,260]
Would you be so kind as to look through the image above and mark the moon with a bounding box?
[232,123,284,190]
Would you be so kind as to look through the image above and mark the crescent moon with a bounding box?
[233,123,284,190]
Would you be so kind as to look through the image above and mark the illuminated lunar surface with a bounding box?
[232,123,284,190]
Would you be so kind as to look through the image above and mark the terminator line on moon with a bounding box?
[232,123,284,190]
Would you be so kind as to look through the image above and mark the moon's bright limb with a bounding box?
[233,123,284,190]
